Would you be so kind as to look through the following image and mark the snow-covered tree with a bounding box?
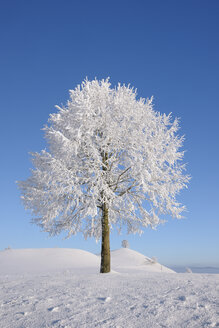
[122,240,129,248]
[18,78,189,273]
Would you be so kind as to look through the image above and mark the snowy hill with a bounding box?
[111,248,175,273]
[0,248,100,275]
[0,247,174,275]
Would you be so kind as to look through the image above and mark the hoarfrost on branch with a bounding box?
[18,78,189,240]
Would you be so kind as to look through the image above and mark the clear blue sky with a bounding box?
[1,0,218,267]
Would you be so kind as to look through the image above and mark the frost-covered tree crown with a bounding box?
[18,78,189,239]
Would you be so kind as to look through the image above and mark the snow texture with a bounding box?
[0,248,218,328]
[18,78,189,240]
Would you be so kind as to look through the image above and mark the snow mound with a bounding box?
[0,248,100,275]
[0,247,175,275]
[111,248,175,273]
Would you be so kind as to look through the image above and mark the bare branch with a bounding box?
[112,167,131,191]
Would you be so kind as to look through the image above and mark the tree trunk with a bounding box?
[100,150,110,273]
[100,202,110,273]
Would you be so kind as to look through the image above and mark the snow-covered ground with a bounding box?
[0,248,218,328]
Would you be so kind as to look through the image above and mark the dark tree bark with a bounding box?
[100,202,110,273]
[100,151,110,273]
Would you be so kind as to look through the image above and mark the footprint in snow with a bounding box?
[16,311,29,316]
[97,297,111,302]
[51,319,61,325]
[130,305,136,311]
[178,296,186,302]
[48,306,59,312]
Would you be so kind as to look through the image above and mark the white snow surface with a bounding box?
[0,248,219,328]
[111,248,175,273]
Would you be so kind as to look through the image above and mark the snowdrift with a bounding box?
[0,247,175,275]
